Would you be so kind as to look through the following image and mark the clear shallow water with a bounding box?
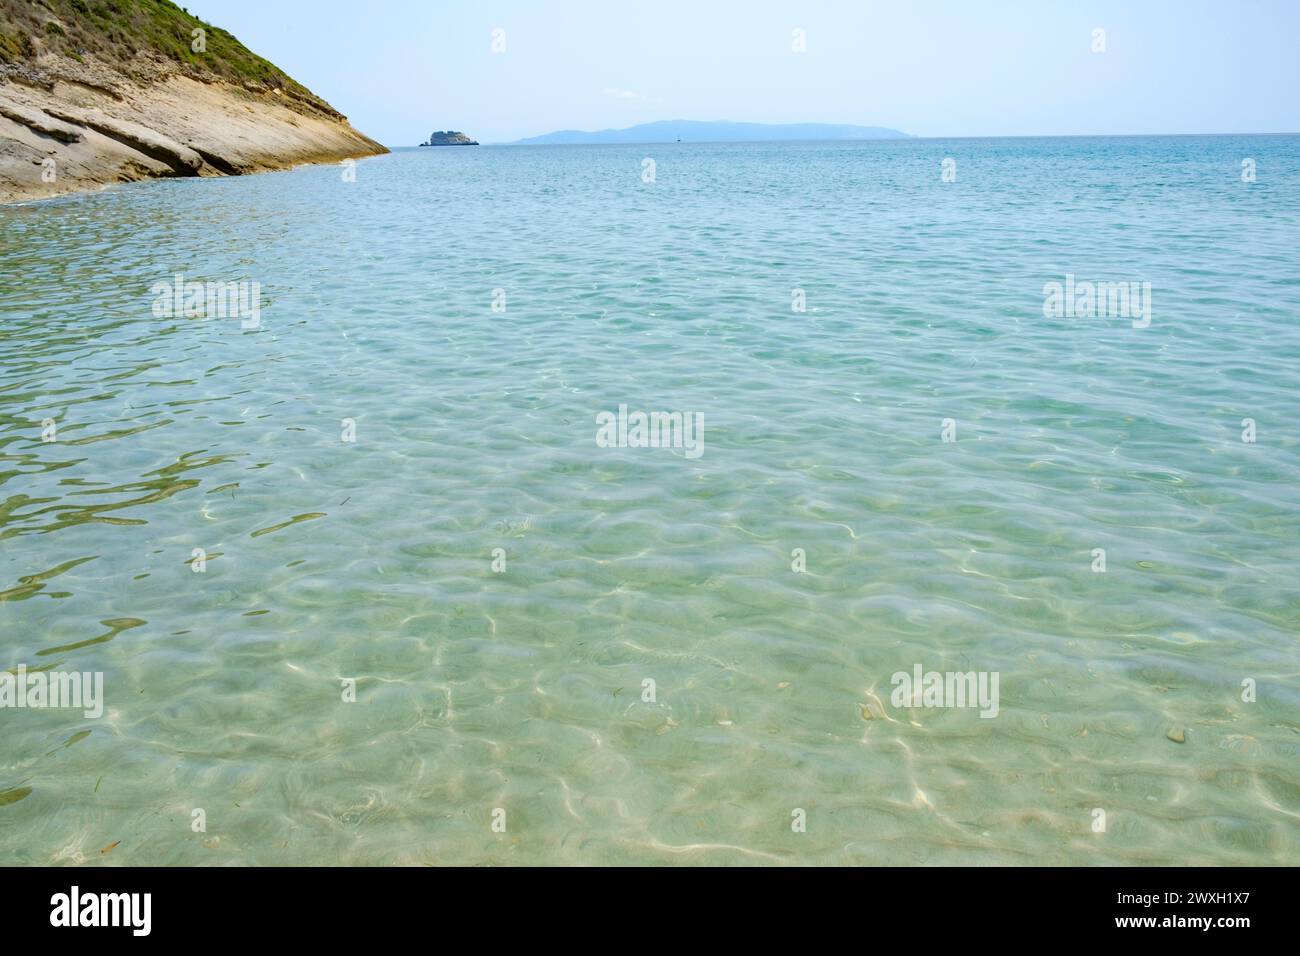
[1,136,1298,865]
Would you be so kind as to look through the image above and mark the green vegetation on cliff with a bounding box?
[0,0,335,115]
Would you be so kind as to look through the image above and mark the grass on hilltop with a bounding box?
[0,0,329,112]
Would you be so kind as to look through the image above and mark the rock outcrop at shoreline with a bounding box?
[0,0,386,204]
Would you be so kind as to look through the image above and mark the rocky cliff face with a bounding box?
[0,0,387,203]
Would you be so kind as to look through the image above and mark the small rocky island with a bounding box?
[419,131,478,146]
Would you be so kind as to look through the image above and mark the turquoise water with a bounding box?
[1,136,1298,865]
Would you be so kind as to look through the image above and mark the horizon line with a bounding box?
[402,130,1300,148]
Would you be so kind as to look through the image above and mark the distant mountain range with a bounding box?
[511,120,910,145]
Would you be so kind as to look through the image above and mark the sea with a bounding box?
[1,135,1297,864]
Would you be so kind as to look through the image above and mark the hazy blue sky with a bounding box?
[187,0,1299,145]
